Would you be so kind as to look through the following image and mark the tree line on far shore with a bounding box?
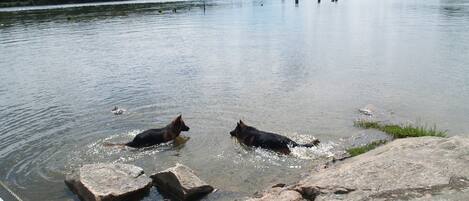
[0,0,126,7]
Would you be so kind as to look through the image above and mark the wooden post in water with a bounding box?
[318,0,321,3]
[295,0,299,5]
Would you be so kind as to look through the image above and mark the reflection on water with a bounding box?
[1,0,469,200]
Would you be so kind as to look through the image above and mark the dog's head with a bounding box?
[230,120,247,137]
[172,115,190,132]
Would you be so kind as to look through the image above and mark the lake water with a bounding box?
[1,0,469,200]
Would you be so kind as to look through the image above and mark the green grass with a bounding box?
[346,140,387,157]
[354,120,447,138]
[346,120,447,157]
[354,121,381,129]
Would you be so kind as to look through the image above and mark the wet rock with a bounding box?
[356,104,402,125]
[358,104,379,117]
[246,187,304,201]
[65,163,152,201]
[358,107,373,116]
[111,106,125,115]
[250,136,469,201]
[151,163,214,200]
[271,183,286,188]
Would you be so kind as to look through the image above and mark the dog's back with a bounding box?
[230,121,319,154]
[126,128,168,148]
[105,115,190,148]
[244,127,297,152]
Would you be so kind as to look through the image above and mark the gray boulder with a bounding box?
[249,136,469,201]
[65,163,152,201]
[151,163,214,200]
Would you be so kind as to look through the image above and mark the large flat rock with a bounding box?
[65,163,152,201]
[249,136,469,201]
[151,163,214,200]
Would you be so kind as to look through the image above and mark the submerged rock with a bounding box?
[356,104,403,125]
[249,136,469,201]
[65,163,152,201]
[358,104,379,116]
[151,163,214,200]
[111,106,125,115]
[358,107,373,116]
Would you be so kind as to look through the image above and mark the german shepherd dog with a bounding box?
[105,115,190,148]
[229,120,319,154]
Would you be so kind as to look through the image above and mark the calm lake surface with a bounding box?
[1,0,469,200]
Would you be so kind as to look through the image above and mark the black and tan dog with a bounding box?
[105,115,189,148]
[230,120,319,154]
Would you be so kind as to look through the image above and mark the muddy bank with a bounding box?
[249,136,469,201]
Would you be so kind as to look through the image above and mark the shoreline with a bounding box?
[0,0,204,13]
[0,0,129,8]
[249,136,469,201]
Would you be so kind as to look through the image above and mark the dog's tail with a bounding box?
[102,142,127,147]
[296,139,320,148]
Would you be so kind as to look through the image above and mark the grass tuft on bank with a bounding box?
[346,120,447,157]
[346,140,387,157]
[354,120,447,138]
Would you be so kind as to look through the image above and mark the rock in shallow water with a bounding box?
[358,108,373,116]
[151,163,214,201]
[65,163,152,201]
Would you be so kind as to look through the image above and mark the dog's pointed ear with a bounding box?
[174,115,182,123]
[239,120,246,127]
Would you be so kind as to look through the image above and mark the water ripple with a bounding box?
[1,0,469,200]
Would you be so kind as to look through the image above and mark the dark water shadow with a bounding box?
[0,1,213,28]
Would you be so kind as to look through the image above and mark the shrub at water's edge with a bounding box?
[354,120,447,138]
[346,140,387,157]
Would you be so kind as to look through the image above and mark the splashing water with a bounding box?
[223,132,337,170]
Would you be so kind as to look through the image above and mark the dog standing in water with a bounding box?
[105,115,189,148]
[230,120,319,154]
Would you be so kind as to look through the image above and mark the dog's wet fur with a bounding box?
[230,120,320,154]
[105,115,189,148]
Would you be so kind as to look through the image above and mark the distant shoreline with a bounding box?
[0,0,129,8]
[0,0,203,13]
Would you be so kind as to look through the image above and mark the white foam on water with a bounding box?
[224,132,338,169]
[64,129,172,170]
[286,132,336,160]
[102,129,141,142]
[290,142,336,160]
